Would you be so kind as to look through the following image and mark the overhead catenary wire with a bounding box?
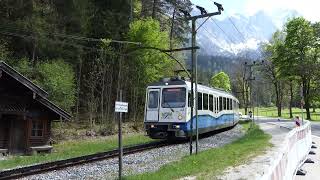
[0,24,141,45]
[196,22,236,53]
[0,30,104,52]
[0,30,133,58]
[205,0,264,58]
[227,17,246,41]
[210,18,237,44]
[195,16,239,54]
[227,16,264,57]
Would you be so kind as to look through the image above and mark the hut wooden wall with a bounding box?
[0,118,9,148]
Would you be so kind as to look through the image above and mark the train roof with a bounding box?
[148,78,186,86]
[185,81,238,100]
[147,78,239,102]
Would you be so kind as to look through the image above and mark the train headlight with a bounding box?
[150,124,155,128]
[178,115,183,120]
[175,125,180,128]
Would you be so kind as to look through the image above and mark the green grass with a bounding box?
[0,133,154,170]
[125,122,271,180]
[240,107,320,121]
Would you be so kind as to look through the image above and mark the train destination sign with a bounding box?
[115,101,128,113]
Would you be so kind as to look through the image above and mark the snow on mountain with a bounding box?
[196,10,301,57]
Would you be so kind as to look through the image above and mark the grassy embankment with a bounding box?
[0,133,154,170]
[125,121,271,180]
[240,107,320,121]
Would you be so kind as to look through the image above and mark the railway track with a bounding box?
[0,140,170,180]
[0,125,238,180]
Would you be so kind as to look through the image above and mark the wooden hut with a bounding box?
[0,61,71,155]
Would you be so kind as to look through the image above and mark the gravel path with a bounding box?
[216,122,290,180]
[20,125,244,180]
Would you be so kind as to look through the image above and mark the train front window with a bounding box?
[148,91,159,108]
[162,88,186,108]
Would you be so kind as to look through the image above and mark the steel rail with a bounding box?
[0,140,169,180]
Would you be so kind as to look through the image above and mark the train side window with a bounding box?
[219,97,222,111]
[209,95,213,112]
[188,92,191,107]
[214,97,216,113]
[203,93,208,110]
[198,92,203,110]
[223,97,227,110]
[215,97,218,113]
[231,100,233,110]
[226,98,229,110]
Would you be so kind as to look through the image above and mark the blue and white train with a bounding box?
[144,77,240,139]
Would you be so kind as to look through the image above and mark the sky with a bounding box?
[191,0,320,22]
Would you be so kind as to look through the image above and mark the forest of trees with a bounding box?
[260,17,320,120]
[198,18,320,121]
[0,0,193,131]
[1,1,319,132]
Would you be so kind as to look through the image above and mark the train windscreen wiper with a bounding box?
[163,102,175,112]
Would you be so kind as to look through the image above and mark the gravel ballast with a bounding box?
[20,125,244,180]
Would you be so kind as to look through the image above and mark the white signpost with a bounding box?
[115,101,128,113]
[115,90,128,180]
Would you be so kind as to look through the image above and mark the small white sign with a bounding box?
[115,101,128,113]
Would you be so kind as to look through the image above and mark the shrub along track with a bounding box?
[0,125,236,180]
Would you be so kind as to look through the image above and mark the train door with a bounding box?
[145,89,160,121]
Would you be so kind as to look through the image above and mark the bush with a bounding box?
[5,58,76,112]
[36,60,76,111]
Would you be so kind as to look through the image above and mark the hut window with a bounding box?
[31,120,44,137]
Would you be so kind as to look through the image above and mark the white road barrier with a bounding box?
[261,120,312,180]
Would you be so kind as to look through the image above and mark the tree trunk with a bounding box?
[289,81,293,118]
[303,79,311,120]
[100,52,106,124]
[169,6,176,51]
[76,54,82,122]
[152,0,157,19]
[89,85,95,128]
[32,40,37,66]
[106,65,113,122]
[275,82,282,117]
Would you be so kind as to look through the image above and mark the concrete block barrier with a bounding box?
[261,121,312,180]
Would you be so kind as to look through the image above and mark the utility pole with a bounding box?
[190,19,196,155]
[182,2,224,155]
[192,18,200,154]
[244,61,263,126]
[244,62,254,127]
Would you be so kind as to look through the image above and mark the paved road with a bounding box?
[250,116,320,137]
[248,116,320,179]
[295,135,320,180]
